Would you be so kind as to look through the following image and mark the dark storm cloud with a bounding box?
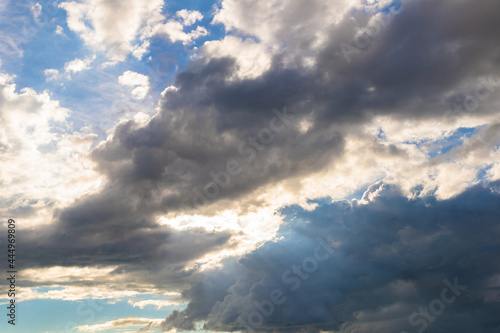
[11,0,500,317]
[82,57,347,219]
[64,0,500,230]
[317,0,500,119]
[165,0,500,128]
[160,258,244,331]
[159,183,500,332]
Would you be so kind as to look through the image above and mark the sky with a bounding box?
[0,0,500,332]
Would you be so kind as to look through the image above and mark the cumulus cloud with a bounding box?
[159,184,500,332]
[67,0,500,329]
[200,36,272,80]
[43,55,96,82]
[26,0,499,275]
[80,0,500,226]
[44,55,96,81]
[64,55,96,74]
[118,70,151,100]
[0,73,102,229]
[154,20,208,45]
[43,68,60,81]
[0,72,235,296]
[5,0,500,331]
[59,0,163,61]
[59,0,208,61]
[212,0,363,67]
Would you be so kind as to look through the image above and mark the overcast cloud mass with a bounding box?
[1,0,500,332]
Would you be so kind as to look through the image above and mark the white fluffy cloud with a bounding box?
[200,36,272,80]
[44,55,96,81]
[213,0,362,54]
[155,20,208,45]
[176,8,203,26]
[43,68,59,81]
[59,0,164,61]
[0,73,103,228]
[64,55,96,73]
[118,70,150,100]
[199,0,364,78]
[256,114,500,210]
[59,0,207,61]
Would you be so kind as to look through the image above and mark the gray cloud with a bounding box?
[5,0,500,326]
[160,183,500,332]
[53,0,500,240]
